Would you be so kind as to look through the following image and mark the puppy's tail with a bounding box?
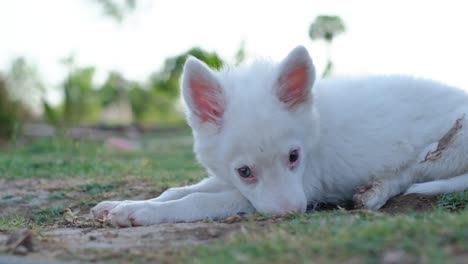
[404,174,468,195]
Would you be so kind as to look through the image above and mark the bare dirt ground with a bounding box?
[0,178,440,263]
[0,222,261,263]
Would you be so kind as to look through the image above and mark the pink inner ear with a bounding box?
[278,64,310,108]
[189,77,224,125]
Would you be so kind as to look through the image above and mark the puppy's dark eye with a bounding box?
[289,149,299,163]
[237,166,252,178]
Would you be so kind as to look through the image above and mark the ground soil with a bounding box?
[0,178,440,263]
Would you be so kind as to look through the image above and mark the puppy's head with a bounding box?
[181,46,318,213]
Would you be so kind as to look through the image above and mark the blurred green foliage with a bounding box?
[0,58,41,140]
[0,76,28,140]
[42,66,100,131]
[91,0,136,23]
[98,71,125,108]
[234,40,247,66]
[63,67,100,125]
[150,47,224,100]
[309,15,346,78]
[7,57,45,112]
[309,15,346,43]
[130,47,224,125]
[40,47,224,129]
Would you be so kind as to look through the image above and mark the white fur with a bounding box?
[405,174,468,195]
[92,46,468,226]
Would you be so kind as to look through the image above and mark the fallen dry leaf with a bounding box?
[63,208,77,224]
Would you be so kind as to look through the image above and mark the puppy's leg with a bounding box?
[150,176,230,202]
[355,115,468,210]
[403,116,468,196]
[105,189,253,227]
[354,169,468,210]
[353,159,468,210]
[353,174,414,210]
[355,171,468,210]
[405,173,468,195]
[91,177,230,220]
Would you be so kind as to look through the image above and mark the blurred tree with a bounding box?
[91,0,136,23]
[128,85,179,126]
[127,82,151,124]
[43,66,101,129]
[309,15,346,78]
[97,72,135,125]
[150,47,224,100]
[0,75,28,140]
[124,47,224,126]
[7,57,45,114]
[98,71,126,107]
[41,48,225,128]
[234,40,247,66]
[62,67,100,125]
[0,58,42,141]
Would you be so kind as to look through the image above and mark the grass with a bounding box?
[439,191,468,211]
[0,135,205,186]
[0,216,29,230]
[188,210,468,264]
[34,206,66,223]
[0,135,467,263]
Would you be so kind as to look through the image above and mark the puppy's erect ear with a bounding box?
[276,46,316,109]
[182,57,225,126]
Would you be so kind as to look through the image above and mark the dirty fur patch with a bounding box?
[420,115,464,163]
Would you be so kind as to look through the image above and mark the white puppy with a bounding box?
[92,46,468,226]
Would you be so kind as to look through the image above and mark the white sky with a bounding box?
[1,0,468,103]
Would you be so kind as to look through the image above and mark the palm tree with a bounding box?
[309,15,346,78]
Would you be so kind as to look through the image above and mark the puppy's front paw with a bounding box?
[91,201,122,220]
[353,181,387,210]
[107,202,158,227]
